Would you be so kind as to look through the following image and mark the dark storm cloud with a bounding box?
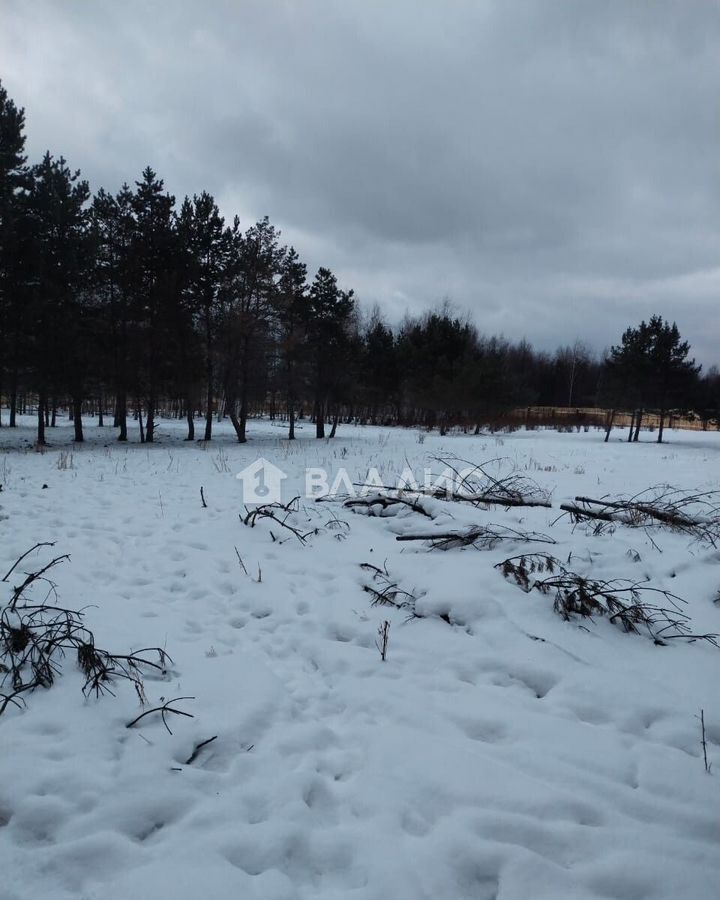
[2,0,719,361]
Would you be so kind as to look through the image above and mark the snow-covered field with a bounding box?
[1,416,719,900]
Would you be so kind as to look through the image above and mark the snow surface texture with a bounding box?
[1,416,719,900]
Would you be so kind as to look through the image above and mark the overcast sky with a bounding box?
[2,0,719,362]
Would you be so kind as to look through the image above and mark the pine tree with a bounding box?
[0,80,28,426]
[361,310,399,425]
[305,267,355,439]
[607,316,700,443]
[176,192,231,440]
[23,153,89,444]
[397,309,476,433]
[130,167,178,443]
[90,185,138,440]
[645,317,700,442]
[219,217,283,442]
[275,247,307,439]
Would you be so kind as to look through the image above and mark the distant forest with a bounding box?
[1,80,718,445]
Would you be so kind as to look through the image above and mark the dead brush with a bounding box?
[242,497,318,544]
[359,563,458,626]
[1,544,171,716]
[211,447,231,473]
[360,562,420,617]
[496,552,719,647]
[321,507,351,540]
[56,450,74,471]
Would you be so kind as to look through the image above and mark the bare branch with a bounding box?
[185,734,218,765]
[2,542,56,582]
[126,697,195,735]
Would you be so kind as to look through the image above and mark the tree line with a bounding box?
[1,80,717,445]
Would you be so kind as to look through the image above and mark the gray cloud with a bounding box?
[2,0,719,362]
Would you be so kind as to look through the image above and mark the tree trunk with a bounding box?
[657,411,665,444]
[51,398,57,427]
[315,397,325,439]
[204,360,213,440]
[223,393,243,443]
[229,410,244,442]
[37,392,46,446]
[202,308,214,440]
[116,392,128,441]
[239,401,247,442]
[633,410,643,442]
[234,344,250,443]
[136,399,145,443]
[185,402,195,441]
[604,409,615,443]
[9,377,17,427]
[288,392,296,440]
[73,396,84,442]
[145,395,155,443]
[98,392,104,427]
[329,407,339,439]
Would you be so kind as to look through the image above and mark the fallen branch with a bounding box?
[559,503,618,524]
[347,455,551,511]
[429,455,552,508]
[396,524,555,551]
[496,552,719,647]
[185,734,218,764]
[559,487,720,546]
[345,494,432,518]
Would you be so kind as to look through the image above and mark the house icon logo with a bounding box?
[236,458,287,504]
